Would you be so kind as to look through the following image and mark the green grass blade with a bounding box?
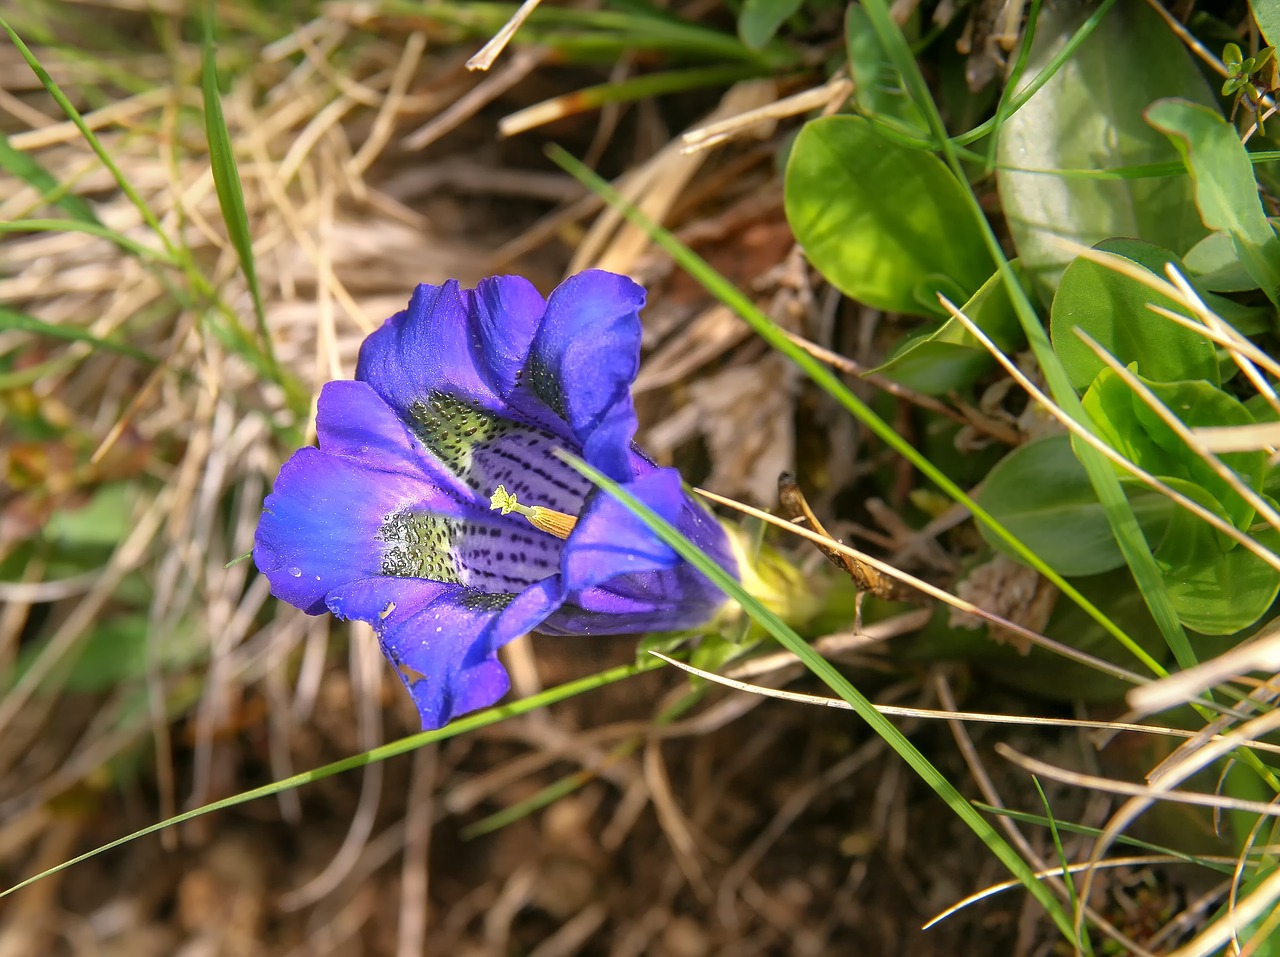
[0,219,178,265]
[548,144,1163,680]
[974,803,1241,875]
[0,306,157,364]
[951,0,1118,148]
[1033,777,1093,957]
[982,0,1041,175]
[0,16,176,259]
[0,657,662,900]
[201,3,279,383]
[0,129,100,224]
[561,453,1079,943]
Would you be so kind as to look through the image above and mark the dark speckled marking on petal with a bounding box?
[407,392,507,479]
[527,354,567,420]
[455,589,517,612]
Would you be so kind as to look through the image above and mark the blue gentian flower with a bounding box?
[253,271,737,729]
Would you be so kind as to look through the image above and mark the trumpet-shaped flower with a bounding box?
[254,271,737,729]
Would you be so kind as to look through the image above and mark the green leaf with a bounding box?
[1082,368,1264,531]
[870,262,1026,394]
[1146,97,1280,305]
[1251,0,1280,50]
[1153,478,1280,634]
[738,0,802,50]
[973,434,1172,577]
[1050,239,1220,390]
[784,115,994,316]
[977,570,1167,702]
[41,483,137,548]
[995,0,1215,300]
[1183,229,1260,292]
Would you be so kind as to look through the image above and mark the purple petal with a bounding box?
[355,277,546,419]
[316,380,475,501]
[329,576,563,729]
[560,469,689,593]
[324,575,453,623]
[545,469,735,635]
[253,449,427,614]
[525,271,646,481]
[254,378,495,613]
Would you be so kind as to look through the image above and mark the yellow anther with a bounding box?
[489,485,578,541]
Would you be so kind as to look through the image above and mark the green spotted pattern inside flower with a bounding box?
[378,391,581,590]
[378,510,462,583]
[407,392,509,482]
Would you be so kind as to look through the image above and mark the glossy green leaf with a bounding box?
[1153,477,1280,634]
[973,434,1171,577]
[1082,368,1263,531]
[1146,97,1280,305]
[871,262,1026,394]
[785,115,994,316]
[738,0,802,50]
[1051,239,1220,390]
[995,1,1215,300]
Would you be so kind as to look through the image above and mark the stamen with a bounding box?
[490,485,578,540]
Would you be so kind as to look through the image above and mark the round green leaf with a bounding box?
[974,433,1171,577]
[1153,477,1280,635]
[1082,368,1263,531]
[1183,229,1259,292]
[1051,238,1220,390]
[785,115,994,316]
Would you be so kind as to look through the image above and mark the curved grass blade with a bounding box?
[0,16,175,259]
[0,306,157,365]
[201,3,279,384]
[0,658,662,900]
[0,130,99,224]
[560,453,1079,943]
[0,219,177,265]
[1033,777,1094,957]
